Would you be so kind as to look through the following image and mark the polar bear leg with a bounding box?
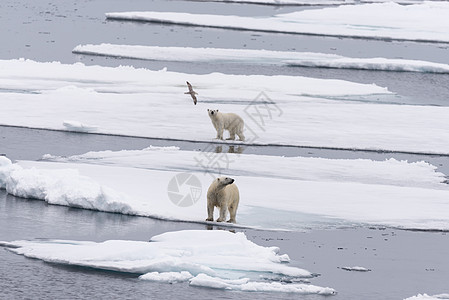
[227,204,237,223]
[206,203,214,221]
[216,205,227,222]
[236,123,245,141]
[217,127,224,140]
[226,131,236,140]
[237,132,245,141]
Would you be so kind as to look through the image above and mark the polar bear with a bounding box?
[206,176,240,223]
[207,109,245,141]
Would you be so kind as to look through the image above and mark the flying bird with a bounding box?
[185,81,198,105]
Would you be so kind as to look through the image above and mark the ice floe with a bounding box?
[42,147,447,189]
[0,230,337,295]
[404,294,449,300]
[73,44,449,74]
[2,59,449,155]
[105,2,449,43]
[2,146,449,231]
[63,120,98,133]
[189,0,423,5]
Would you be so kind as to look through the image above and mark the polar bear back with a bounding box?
[221,113,244,130]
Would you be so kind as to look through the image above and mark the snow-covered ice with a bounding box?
[404,294,449,300]
[139,271,193,283]
[0,230,336,295]
[42,147,447,189]
[189,273,335,293]
[63,120,98,133]
[191,0,424,5]
[2,145,449,231]
[105,2,449,43]
[73,44,449,74]
[2,59,449,155]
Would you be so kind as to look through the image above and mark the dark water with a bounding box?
[1,0,449,299]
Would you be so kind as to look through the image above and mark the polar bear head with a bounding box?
[207,109,219,117]
[216,176,235,186]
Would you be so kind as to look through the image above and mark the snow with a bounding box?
[105,2,449,43]
[2,59,449,155]
[139,271,193,283]
[63,120,98,133]
[42,147,447,189]
[0,230,336,295]
[189,273,336,294]
[404,294,449,300]
[73,44,449,74]
[2,147,449,231]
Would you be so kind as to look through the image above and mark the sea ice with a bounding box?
[73,44,449,74]
[2,59,449,155]
[63,120,98,133]
[192,0,422,5]
[404,294,449,300]
[106,2,449,43]
[1,147,449,231]
[43,147,447,189]
[1,230,336,294]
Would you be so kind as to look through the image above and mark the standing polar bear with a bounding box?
[206,176,240,223]
[207,109,245,141]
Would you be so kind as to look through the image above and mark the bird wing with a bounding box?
[186,81,194,93]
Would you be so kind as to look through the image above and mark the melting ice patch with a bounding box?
[105,2,449,43]
[1,230,336,295]
[73,44,449,74]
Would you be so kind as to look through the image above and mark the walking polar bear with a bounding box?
[207,109,245,141]
[206,176,240,223]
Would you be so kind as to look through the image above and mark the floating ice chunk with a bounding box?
[0,156,12,189]
[42,147,448,189]
[63,120,98,133]
[3,151,449,231]
[105,2,449,43]
[1,230,334,294]
[0,156,12,168]
[188,0,423,5]
[139,271,193,283]
[0,161,133,214]
[404,294,449,300]
[73,44,449,74]
[189,273,337,295]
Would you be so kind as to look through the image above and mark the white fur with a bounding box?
[207,109,245,141]
[206,176,240,223]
